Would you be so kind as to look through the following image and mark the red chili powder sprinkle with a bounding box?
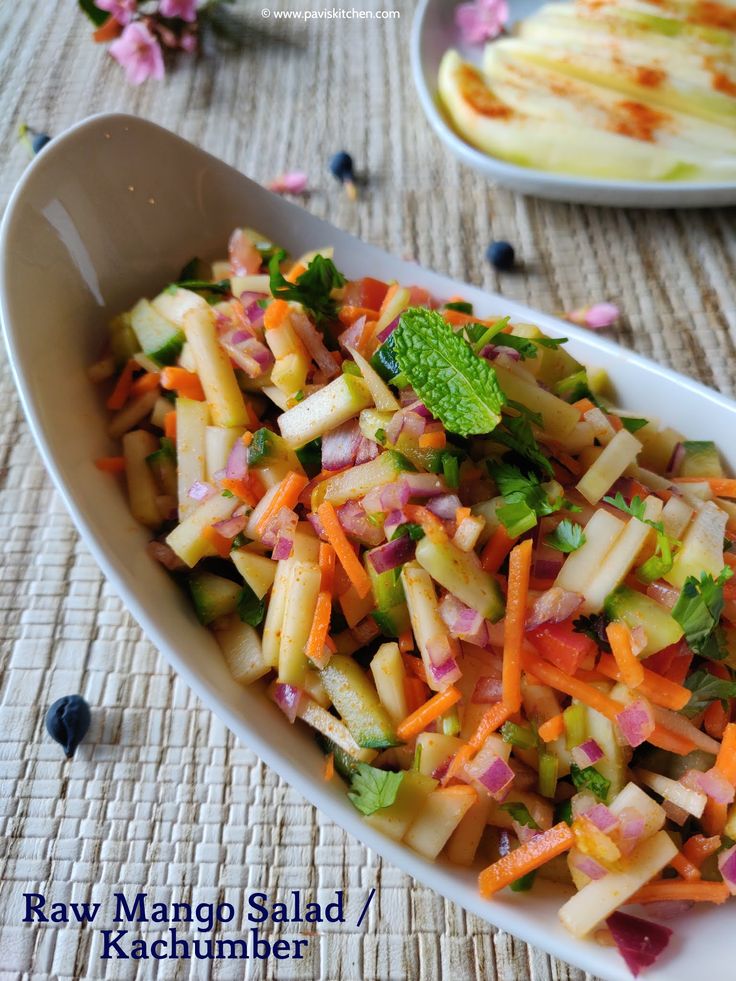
[635,66,667,88]
[457,65,514,119]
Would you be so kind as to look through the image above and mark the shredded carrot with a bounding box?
[572,397,596,415]
[607,414,623,432]
[682,834,722,869]
[324,635,337,654]
[402,504,444,534]
[455,506,472,524]
[538,713,565,743]
[398,629,414,653]
[701,799,728,836]
[503,539,532,713]
[130,371,161,397]
[160,366,205,401]
[674,477,736,498]
[257,471,309,535]
[242,431,254,447]
[164,411,177,440]
[264,298,291,329]
[481,525,515,573]
[323,753,334,781]
[418,430,447,450]
[629,880,730,905]
[220,477,258,507]
[202,525,232,559]
[704,698,729,740]
[402,654,428,683]
[521,649,696,754]
[94,456,126,474]
[396,685,462,742]
[106,360,136,410]
[286,262,306,283]
[715,722,736,785]
[318,542,336,593]
[478,823,575,898]
[597,653,690,711]
[606,621,645,690]
[403,675,429,714]
[306,591,332,666]
[316,501,372,599]
[468,701,514,751]
[378,283,399,315]
[669,850,702,881]
[337,306,380,327]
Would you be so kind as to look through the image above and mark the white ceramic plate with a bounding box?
[2,114,735,981]
[411,0,736,207]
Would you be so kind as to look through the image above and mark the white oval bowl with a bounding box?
[411,0,736,208]
[2,114,734,981]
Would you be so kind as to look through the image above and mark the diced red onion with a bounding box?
[571,852,607,881]
[355,437,380,464]
[426,633,456,667]
[383,509,407,538]
[401,473,447,498]
[616,699,655,748]
[262,506,298,548]
[385,410,406,445]
[272,683,305,724]
[682,767,735,805]
[404,399,433,420]
[586,803,619,834]
[229,229,262,276]
[427,493,462,519]
[426,655,462,687]
[352,617,380,646]
[638,901,693,920]
[226,438,249,480]
[366,535,416,574]
[718,843,736,895]
[321,420,362,471]
[399,386,419,407]
[376,316,399,342]
[337,499,385,546]
[306,511,328,541]
[401,411,426,439]
[616,806,646,855]
[438,593,490,647]
[147,540,187,571]
[662,800,689,825]
[213,514,248,539]
[571,739,604,768]
[290,310,340,378]
[515,823,542,845]
[534,558,565,581]
[231,328,255,344]
[477,756,515,798]
[188,480,216,501]
[471,676,504,704]
[272,531,294,560]
[646,581,679,610]
[221,331,273,376]
[526,587,583,630]
[380,480,412,511]
[629,626,648,658]
[666,442,686,476]
[606,911,672,978]
[432,755,453,782]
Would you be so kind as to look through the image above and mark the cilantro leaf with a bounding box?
[573,613,612,652]
[496,501,538,537]
[268,250,345,325]
[500,802,540,829]
[168,278,231,295]
[392,308,506,437]
[683,669,736,718]
[510,870,537,892]
[604,491,647,521]
[444,300,473,314]
[493,334,539,360]
[347,764,405,815]
[546,520,586,554]
[535,336,568,350]
[237,583,265,627]
[604,491,677,582]
[620,417,650,434]
[570,763,611,802]
[505,400,544,428]
[491,413,554,477]
[671,568,733,661]
[390,522,425,542]
[465,317,510,352]
[489,461,566,534]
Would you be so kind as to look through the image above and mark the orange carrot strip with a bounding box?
[468,702,514,751]
[606,622,645,690]
[607,414,623,432]
[403,504,444,534]
[396,685,462,742]
[538,713,565,743]
[403,654,428,684]
[629,880,729,905]
[317,501,372,599]
[418,430,447,450]
[94,456,126,474]
[404,676,429,714]
[160,366,205,401]
[675,478,736,498]
[220,477,257,507]
[715,722,736,785]
[164,411,177,440]
[286,262,306,283]
[318,542,336,593]
[597,654,690,711]
[455,506,472,524]
[503,539,532,713]
[306,591,332,666]
[682,834,722,869]
[572,397,596,415]
[257,471,309,535]
[481,525,515,574]
[337,306,380,327]
[669,851,702,881]
[106,360,136,410]
[263,298,291,329]
[398,629,414,653]
[701,799,728,837]
[521,650,695,755]
[378,283,399,315]
[130,371,161,397]
[202,525,232,559]
[323,753,334,781]
[478,823,575,898]
[704,698,729,740]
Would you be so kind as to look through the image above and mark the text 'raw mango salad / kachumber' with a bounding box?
[90,229,736,976]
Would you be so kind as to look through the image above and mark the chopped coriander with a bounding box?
[603,491,647,521]
[493,334,539,360]
[169,278,231,295]
[237,583,265,627]
[489,460,566,533]
[497,501,538,537]
[570,763,610,802]
[294,390,305,402]
[500,801,540,829]
[683,669,736,718]
[604,492,677,582]
[505,399,543,428]
[221,489,235,498]
[348,763,404,815]
[230,533,248,550]
[391,522,425,542]
[546,520,586,554]
[510,871,537,892]
[620,417,650,434]
[465,317,510,353]
[412,744,423,771]
[671,568,733,662]
[444,300,473,314]
[375,428,387,445]
[268,249,345,325]
[491,414,553,477]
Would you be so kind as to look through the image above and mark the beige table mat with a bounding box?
[0,1,734,978]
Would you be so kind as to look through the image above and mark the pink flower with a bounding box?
[109,22,165,85]
[159,0,198,21]
[267,170,309,195]
[96,0,137,25]
[455,0,509,44]
[567,302,620,330]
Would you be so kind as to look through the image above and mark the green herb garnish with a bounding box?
[620,417,650,434]
[501,721,539,750]
[168,278,231,295]
[489,460,568,534]
[683,669,736,718]
[546,520,586,554]
[444,300,473,314]
[237,583,265,627]
[347,764,404,815]
[573,613,611,652]
[500,802,540,829]
[570,763,611,802]
[390,522,425,542]
[268,250,345,325]
[671,568,733,662]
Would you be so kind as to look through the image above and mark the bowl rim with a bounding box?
[410,0,736,197]
[3,111,734,981]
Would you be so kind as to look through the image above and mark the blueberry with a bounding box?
[45,695,91,758]
[329,151,355,183]
[31,132,51,154]
[486,240,515,272]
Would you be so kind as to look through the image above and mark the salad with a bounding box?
[90,229,736,976]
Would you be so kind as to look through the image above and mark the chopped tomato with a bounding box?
[527,617,596,676]
[342,277,389,310]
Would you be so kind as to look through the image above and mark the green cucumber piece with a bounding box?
[319,655,400,749]
[188,571,241,625]
[372,603,411,638]
[415,534,505,622]
[247,427,304,472]
[604,586,683,657]
[130,298,184,365]
[316,734,360,781]
[109,312,141,366]
[679,441,723,478]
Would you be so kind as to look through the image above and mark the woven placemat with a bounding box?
[1,1,734,978]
